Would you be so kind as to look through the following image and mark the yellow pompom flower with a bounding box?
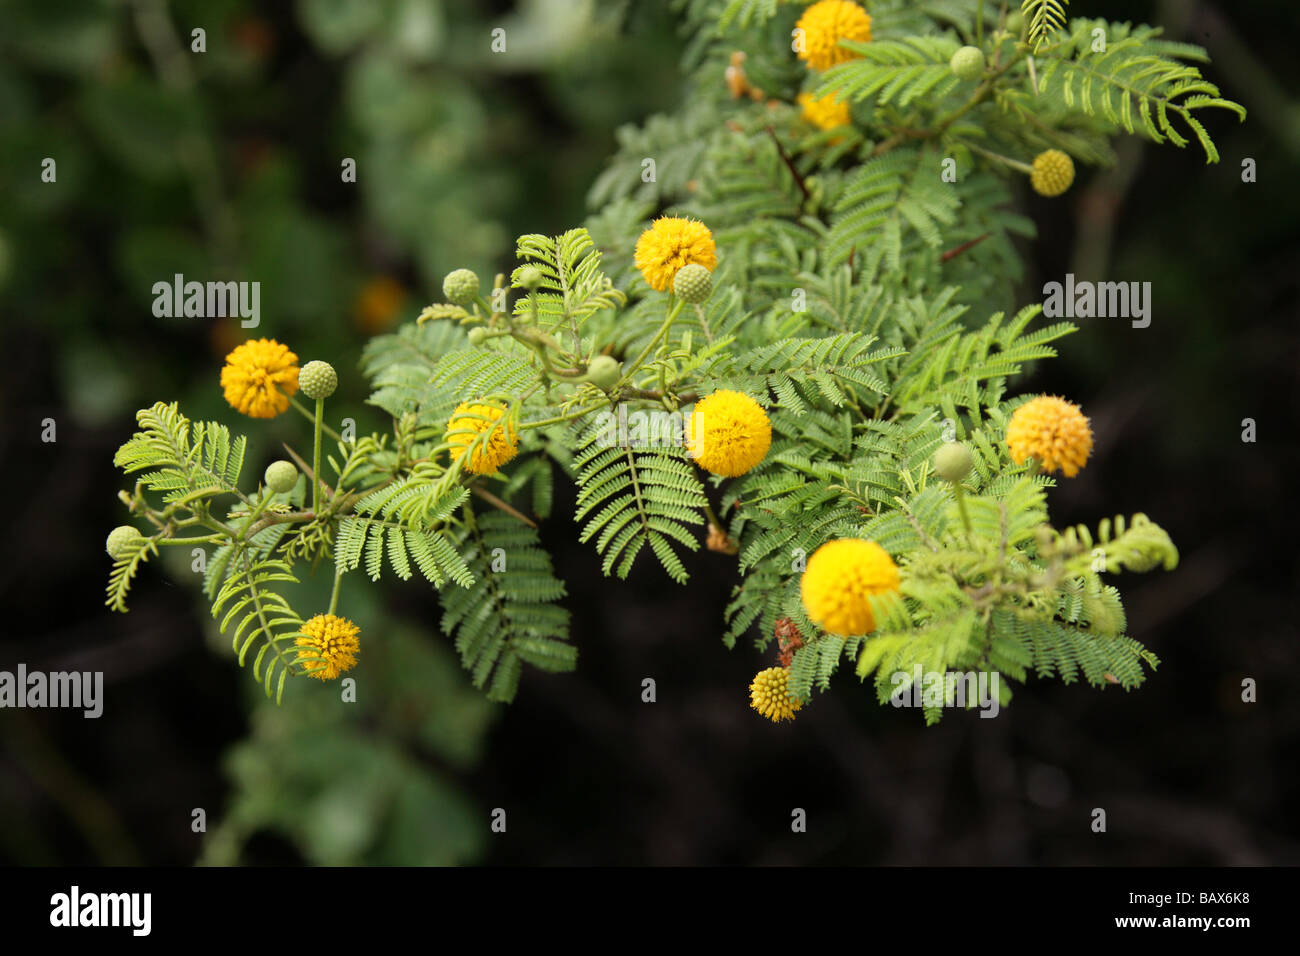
[220,338,300,419]
[634,217,717,292]
[795,0,873,72]
[749,667,803,722]
[294,613,361,680]
[801,539,900,637]
[797,90,851,130]
[1005,395,1094,477]
[1030,149,1075,197]
[446,402,519,475]
[686,389,772,477]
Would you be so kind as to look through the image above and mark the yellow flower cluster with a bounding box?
[634,217,717,292]
[1005,395,1093,477]
[797,90,851,130]
[220,338,299,419]
[749,666,803,722]
[686,389,772,477]
[800,538,900,637]
[295,613,361,680]
[446,402,519,475]
[1030,149,1075,197]
[795,0,873,71]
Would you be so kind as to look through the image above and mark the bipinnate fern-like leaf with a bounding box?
[114,401,246,504]
[572,421,709,584]
[440,507,574,703]
[513,228,626,331]
[1022,0,1070,52]
[212,553,304,705]
[1036,20,1246,162]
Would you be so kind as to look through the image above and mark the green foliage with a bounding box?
[572,423,709,584]
[105,0,1224,727]
[819,36,963,108]
[113,401,246,506]
[1034,20,1246,162]
[1021,0,1070,52]
[441,508,574,703]
[212,556,303,705]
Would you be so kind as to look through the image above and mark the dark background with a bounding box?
[1,0,1296,865]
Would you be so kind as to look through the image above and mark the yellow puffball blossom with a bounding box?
[295,613,361,680]
[686,389,772,477]
[749,667,803,722]
[801,539,900,637]
[1005,395,1094,477]
[220,338,300,419]
[1030,149,1075,197]
[795,0,873,71]
[446,402,519,475]
[634,217,717,292]
[797,90,852,130]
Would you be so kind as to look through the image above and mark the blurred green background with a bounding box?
[1,0,1297,865]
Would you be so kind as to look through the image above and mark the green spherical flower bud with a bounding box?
[673,263,713,304]
[467,327,488,346]
[298,360,337,400]
[106,525,143,560]
[264,460,298,494]
[1006,10,1025,35]
[933,441,974,482]
[950,46,986,81]
[586,355,622,390]
[516,266,545,291]
[443,268,480,306]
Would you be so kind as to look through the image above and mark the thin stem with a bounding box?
[519,405,600,430]
[244,510,316,539]
[620,298,686,386]
[693,303,716,346]
[289,396,342,441]
[621,387,698,405]
[312,398,324,515]
[155,534,224,546]
[952,482,975,540]
[702,495,726,533]
[765,126,811,207]
[976,0,985,47]
[328,566,343,615]
[471,483,539,529]
[963,141,1034,174]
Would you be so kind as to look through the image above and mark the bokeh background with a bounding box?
[1,0,1296,865]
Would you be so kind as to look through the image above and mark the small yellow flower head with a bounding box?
[220,338,300,419]
[801,539,900,637]
[1030,149,1075,197]
[634,217,717,292]
[795,0,873,71]
[749,667,803,722]
[294,613,360,680]
[797,90,852,131]
[446,402,519,475]
[1005,395,1094,477]
[686,389,772,477]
